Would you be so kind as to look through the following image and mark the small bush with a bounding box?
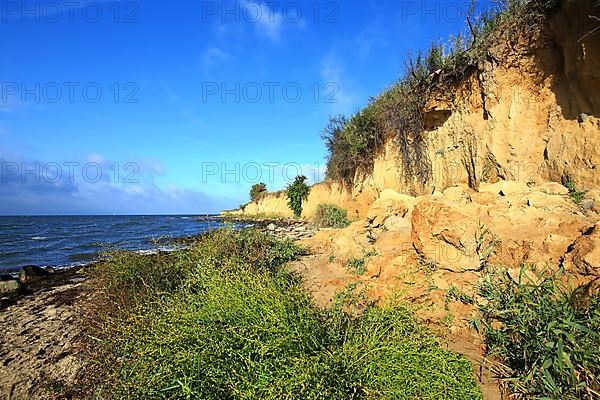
[313,204,351,228]
[250,183,267,201]
[478,266,600,399]
[322,106,383,184]
[286,175,310,217]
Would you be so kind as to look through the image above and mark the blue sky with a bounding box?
[0,0,491,215]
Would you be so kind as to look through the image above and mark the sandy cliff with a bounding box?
[233,0,599,220]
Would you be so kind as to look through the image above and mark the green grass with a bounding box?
[346,250,379,276]
[313,204,351,228]
[478,266,600,399]
[89,228,481,399]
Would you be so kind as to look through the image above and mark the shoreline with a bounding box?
[0,222,318,398]
[0,217,316,309]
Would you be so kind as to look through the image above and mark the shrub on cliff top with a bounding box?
[322,106,383,184]
[286,175,310,217]
[89,228,482,399]
[249,182,267,202]
[313,204,351,228]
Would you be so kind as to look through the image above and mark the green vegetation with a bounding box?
[478,266,600,399]
[346,249,379,276]
[446,285,475,306]
[286,175,310,217]
[313,204,351,228]
[250,182,267,201]
[565,181,587,204]
[89,228,481,399]
[322,0,560,185]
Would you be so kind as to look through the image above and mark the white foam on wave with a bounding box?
[134,245,186,256]
[31,236,48,241]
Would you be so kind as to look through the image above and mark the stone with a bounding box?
[581,199,595,211]
[0,279,20,294]
[266,223,277,231]
[19,265,53,284]
[366,190,416,228]
[565,225,600,276]
[586,190,600,213]
[411,195,592,273]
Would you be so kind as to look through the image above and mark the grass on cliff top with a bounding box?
[88,228,481,399]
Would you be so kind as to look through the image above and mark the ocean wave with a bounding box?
[68,252,99,263]
[31,236,48,241]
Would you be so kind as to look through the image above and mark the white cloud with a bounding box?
[0,151,230,214]
[201,47,231,70]
[241,0,298,42]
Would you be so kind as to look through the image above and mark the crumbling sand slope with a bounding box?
[289,181,600,400]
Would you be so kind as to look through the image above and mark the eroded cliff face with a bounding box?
[234,0,599,219]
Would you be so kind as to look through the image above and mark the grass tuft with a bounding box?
[478,266,600,399]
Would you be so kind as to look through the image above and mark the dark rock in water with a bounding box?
[43,266,56,274]
[19,265,54,283]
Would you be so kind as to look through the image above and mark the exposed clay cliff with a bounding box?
[233,0,600,220]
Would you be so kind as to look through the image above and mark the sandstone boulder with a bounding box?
[442,185,472,203]
[366,190,415,228]
[537,182,570,195]
[479,180,531,196]
[527,191,571,209]
[383,216,411,232]
[564,225,600,276]
[412,192,592,272]
[469,191,497,206]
